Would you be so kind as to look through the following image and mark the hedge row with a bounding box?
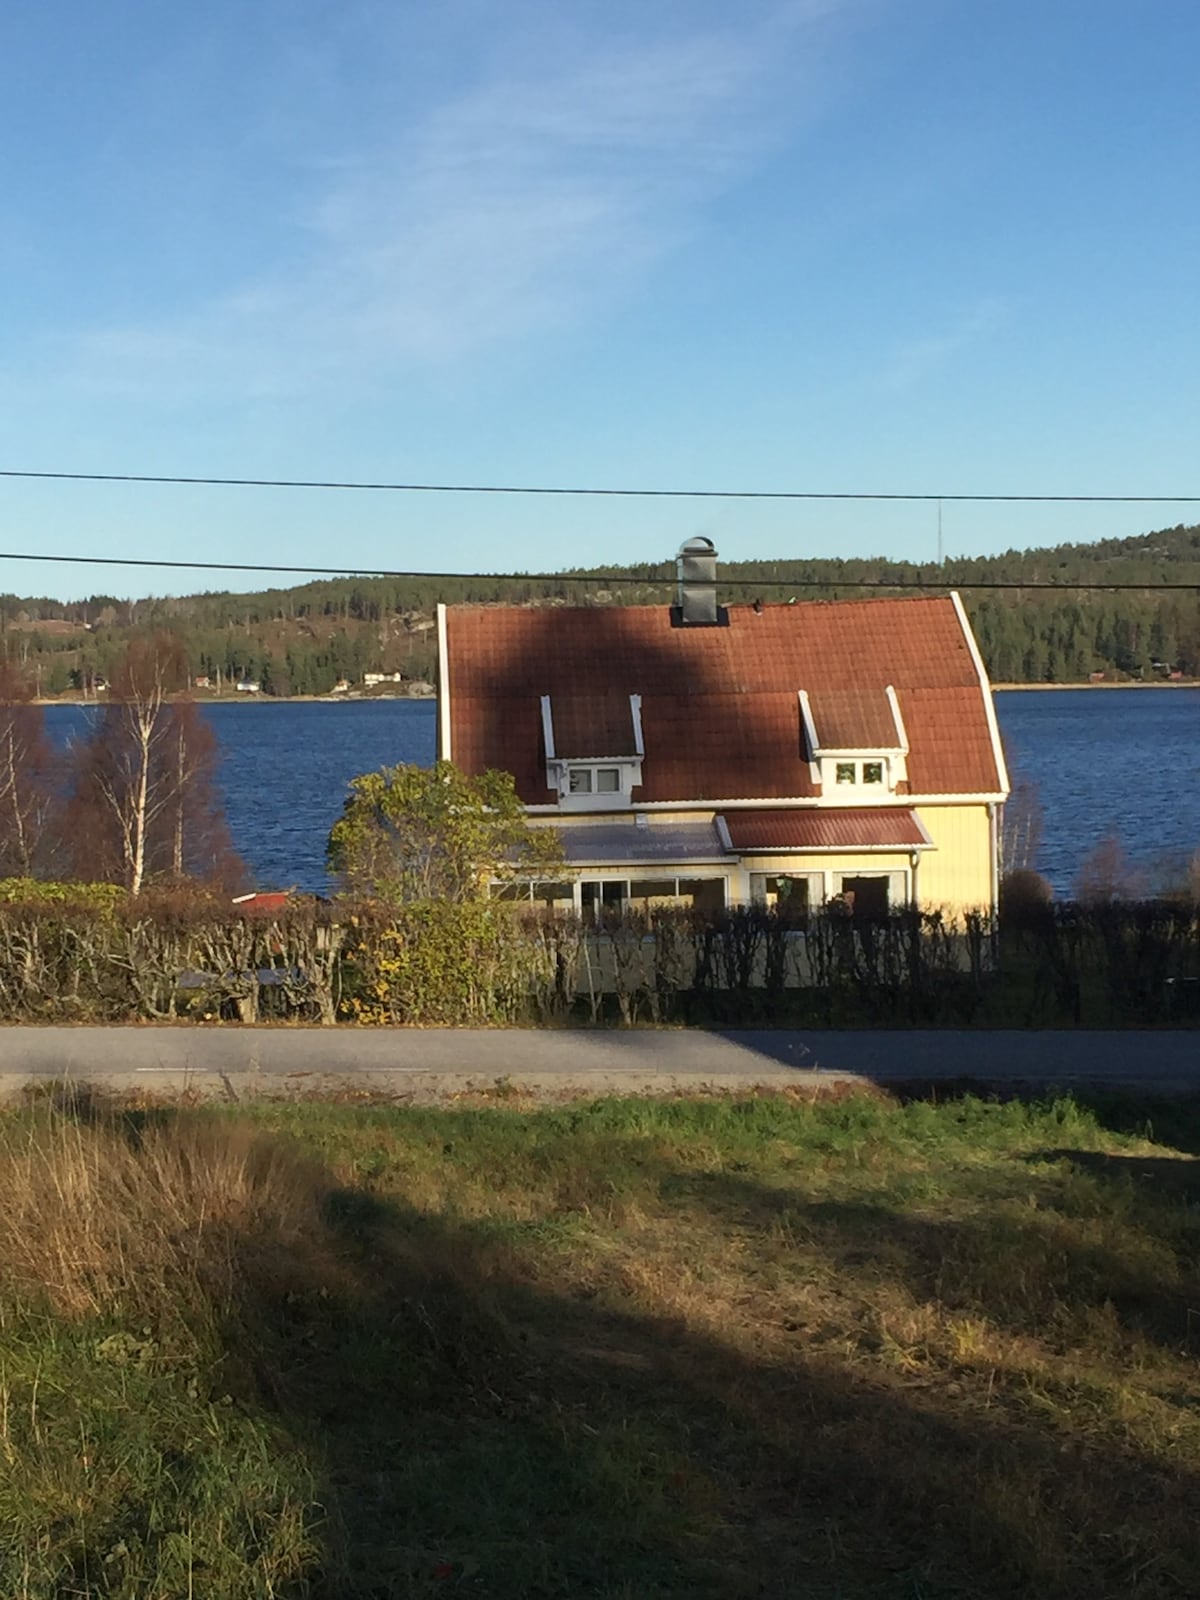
[0,894,1196,1026]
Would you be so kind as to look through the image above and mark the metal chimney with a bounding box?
[674,537,725,627]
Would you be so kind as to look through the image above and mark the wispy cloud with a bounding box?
[58,3,852,398]
[876,298,1008,392]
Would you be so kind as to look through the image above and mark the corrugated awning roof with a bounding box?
[721,808,931,852]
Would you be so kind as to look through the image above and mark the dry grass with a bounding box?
[0,1086,1199,1598]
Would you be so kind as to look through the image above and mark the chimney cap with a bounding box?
[673,535,727,628]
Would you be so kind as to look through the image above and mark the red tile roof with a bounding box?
[444,596,1004,803]
[722,808,929,851]
[548,693,638,758]
[805,687,901,750]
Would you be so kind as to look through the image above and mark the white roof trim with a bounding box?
[525,791,1007,814]
[949,590,1011,797]
[735,840,936,856]
[540,694,556,760]
[436,603,451,761]
[796,690,822,785]
[885,684,910,754]
[630,693,644,757]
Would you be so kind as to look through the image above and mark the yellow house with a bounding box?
[437,541,1009,918]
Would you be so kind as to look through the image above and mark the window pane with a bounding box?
[568,769,593,794]
[582,880,628,923]
[835,762,856,784]
[629,878,672,906]
[838,874,890,919]
[596,767,621,792]
[772,876,810,909]
[533,881,574,908]
[862,762,884,784]
[678,878,725,913]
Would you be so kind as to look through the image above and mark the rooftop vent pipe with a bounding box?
[673,536,727,628]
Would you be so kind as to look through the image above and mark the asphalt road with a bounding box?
[0,1026,1196,1099]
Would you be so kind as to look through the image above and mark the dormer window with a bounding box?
[569,766,622,795]
[541,693,644,810]
[799,686,911,805]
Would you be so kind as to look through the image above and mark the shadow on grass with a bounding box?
[217,1167,1200,1598]
[24,1089,1200,1599]
[1030,1147,1200,1202]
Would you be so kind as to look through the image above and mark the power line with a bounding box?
[3,466,1200,502]
[3,548,1200,591]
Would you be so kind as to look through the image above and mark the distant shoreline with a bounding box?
[35,684,1193,706]
[991,681,1198,692]
[35,692,437,707]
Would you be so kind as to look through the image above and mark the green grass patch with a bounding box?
[1,1086,1199,1597]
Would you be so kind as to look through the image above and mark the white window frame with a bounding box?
[579,875,728,918]
[557,760,640,809]
[749,871,824,912]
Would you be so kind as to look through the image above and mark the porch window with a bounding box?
[750,873,822,919]
[581,880,627,922]
[833,871,909,918]
[582,876,727,923]
[493,879,575,908]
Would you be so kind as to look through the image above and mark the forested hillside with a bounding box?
[3,523,1198,696]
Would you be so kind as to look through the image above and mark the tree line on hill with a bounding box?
[2,522,1199,695]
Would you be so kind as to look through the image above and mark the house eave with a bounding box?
[733,841,936,856]
[525,792,1007,814]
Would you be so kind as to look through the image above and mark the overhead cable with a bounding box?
[2,467,1200,502]
[2,549,1199,592]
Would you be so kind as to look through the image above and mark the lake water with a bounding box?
[44,689,1200,896]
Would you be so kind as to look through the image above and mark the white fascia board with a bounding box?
[815,744,907,757]
[561,854,731,870]
[950,590,1011,797]
[561,754,642,766]
[630,693,645,756]
[734,841,936,856]
[540,694,556,760]
[885,685,911,754]
[796,690,822,785]
[436,603,451,761]
[524,791,1006,815]
[715,815,734,853]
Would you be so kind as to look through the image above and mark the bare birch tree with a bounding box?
[0,660,59,878]
[67,635,244,893]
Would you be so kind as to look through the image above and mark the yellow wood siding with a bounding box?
[913,804,993,913]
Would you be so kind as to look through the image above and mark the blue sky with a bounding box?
[2,0,1198,600]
